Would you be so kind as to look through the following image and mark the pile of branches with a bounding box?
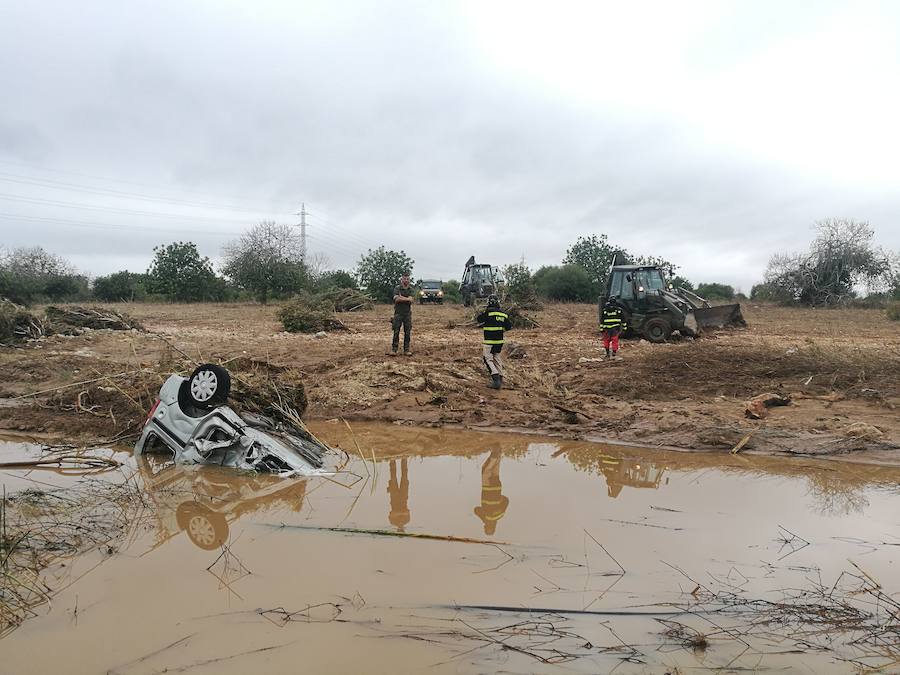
[0,299,45,344]
[469,303,539,329]
[278,291,350,333]
[45,305,143,332]
[659,562,900,670]
[318,287,374,312]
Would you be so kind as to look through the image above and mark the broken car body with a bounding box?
[135,365,329,475]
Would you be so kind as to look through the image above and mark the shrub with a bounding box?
[441,280,461,303]
[887,302,900,321]
[533,264,595,302]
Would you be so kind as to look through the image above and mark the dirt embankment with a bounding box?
[0,302,898,459]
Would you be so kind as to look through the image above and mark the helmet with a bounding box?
[605,295,619,306]
[487,294,500,308]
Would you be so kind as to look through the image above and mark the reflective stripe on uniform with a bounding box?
[483,326,504,331]
[484,339,504,345]
[488,311,508,319]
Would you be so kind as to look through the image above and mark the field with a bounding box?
[1,301,898,459]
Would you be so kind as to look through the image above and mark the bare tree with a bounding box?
[221,222,308,303]
[762,219,891,306]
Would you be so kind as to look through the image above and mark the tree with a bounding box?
[93,271,147,302]
[563,234,620,284]
[355,246,414,303]
[316,269,358,290]
[695,283,735,300]
[146,241,225,302]
[762,219,891,306]
[533,264,595,302]
[221,222,309,303]
[502,263,538,304]
[0,246,87,304]
[563,235,679,290]
[671,276,694,291]
[628,254,679,278]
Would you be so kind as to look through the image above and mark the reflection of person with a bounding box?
[390,273,414,355]
[387,458,410,531]
[473,448,509,535]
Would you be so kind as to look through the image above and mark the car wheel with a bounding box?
[176,502,228,551]
[187,364,231,409]
[643,317,672,343]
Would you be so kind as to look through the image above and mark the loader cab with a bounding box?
[605,266,666,305]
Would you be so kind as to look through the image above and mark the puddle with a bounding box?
[1,423,899,673]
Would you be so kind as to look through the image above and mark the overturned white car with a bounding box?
[135,364,329,475]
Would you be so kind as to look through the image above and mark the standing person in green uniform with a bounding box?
[390,273,413,355]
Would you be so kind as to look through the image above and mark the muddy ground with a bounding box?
[0,302,898,460]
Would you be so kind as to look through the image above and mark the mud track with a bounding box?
[0,302,898,461]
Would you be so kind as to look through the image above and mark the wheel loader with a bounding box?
[598,261,746,343]
[460,256,506,307]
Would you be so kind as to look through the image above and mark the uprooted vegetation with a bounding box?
[44,305,143,332]
[0,300,44,344]
[277,289,370,333]
[0,301,141,344]
[1,349,312,440]
[595,339,900,401]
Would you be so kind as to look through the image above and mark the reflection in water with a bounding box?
[597,454,668,498]
[473,448,509,535]
[387,458,410,531]
[137,453,308,551]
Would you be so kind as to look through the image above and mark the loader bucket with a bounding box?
[693,304,747,331]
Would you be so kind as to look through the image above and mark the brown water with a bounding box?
[1,424,899,674]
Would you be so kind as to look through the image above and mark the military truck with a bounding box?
[598,258,746,343]
[460,256,506,307]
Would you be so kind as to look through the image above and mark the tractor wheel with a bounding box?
[643,317,672,343]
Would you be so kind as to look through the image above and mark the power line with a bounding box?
[0,172,296,216]
[0,212,243,238]
[0,192,257,224]
[0,158,301,211]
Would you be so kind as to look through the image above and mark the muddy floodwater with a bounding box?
[2,424,899,674]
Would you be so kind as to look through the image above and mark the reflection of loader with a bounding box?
[598,256,746,343]
[597,454,667,498]
[461,256,506,307]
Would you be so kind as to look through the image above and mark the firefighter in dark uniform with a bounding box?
[473,447,509,536]
[599,296,627,359]
[476,295,512,389]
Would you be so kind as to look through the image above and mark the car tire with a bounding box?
[176,502,228,551]
[187,364,231,409]
[643,317,672,343]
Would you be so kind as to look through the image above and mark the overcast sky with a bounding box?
[1,0,899,292]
